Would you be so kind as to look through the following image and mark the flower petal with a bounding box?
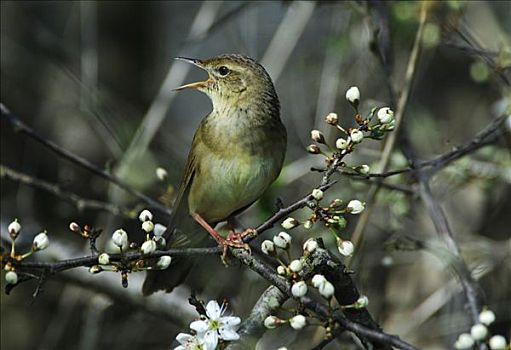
[205,300,221,319]
[219,326,240,341]
[190,320,209,333]
[203,330,218,350]
[221,316,241,327]
[173,346,185,350]
[176,333,193,345]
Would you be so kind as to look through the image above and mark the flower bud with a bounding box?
[338,240,354,257]
[33,232,49,251]
[141,220,154,233]
[289,259,303,272]
[156,255,172,269]
[5,271,18,284]
[355,295,369,308]
[138,209,153,222]
[98,253,110,265]
[273,232,292,248]
[141,240,157,254]
[277,265,286,275]
[112,229,128,248]
[303,239,318,254]
[347,200,365,214]
[155,167,168,181]
[335,138,349,150]
[358,165,370,175]
[350,129,364,143]
[478,309,496,325]
[306,144,321,154]
[470,324,488,340]
[311,130,325,144]
[312,274,326,288]
[153,235,166,248]
[291,281,308,297]
[8,219,21,239]
[303,220,313,229]
[69,222,80,232]
[489,335,507,350]
[377,107,394,124]
[153,223,167,237]
[281,218,298,230]
[455,333,474,349]
[264,316,280,329]
[318,280,335,299]
[311,188,323,200]
[345,86,360,106]
[325,112,338,125]
[261,240,275,255]
[89,265,103,274]
[289,314,306,330]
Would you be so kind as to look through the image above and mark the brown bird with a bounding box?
[143,54,286,295]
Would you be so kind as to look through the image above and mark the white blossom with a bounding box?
[141,240,157,254]
[479,309,496,325]
[156,256,172,270]
[335,138,349,150]
[355,295,369,308]
[312,274,327,288]
[338,240,355,257]
[69,222,80,232]
[311,130,325,144]
[291,281,308,297]
[303,220,313,229]
[89,265,103,274]
[281,217,298,230]
[8,220,21,236]
[5,271,18,284]
[470,323,488,340]
[138,209,153,222]
[142,220,155,233]
[153,223,167,237]
[98,253,110,265]
[174,333,212,350]
[377,107,394,124]
[303,239,318,254]
[289,259,303,273]
[277,266,286,275]
[289,314,306,330]
[489,335,507,350]
[261,240,275,255]
[325,112,338,125]
[318,280,335,299]
[273,232,292,249]
[455,333,475,349]
[33,232,49,251]
[264,316,279,329]
[350,129,364,143]
[311,188,324,200]
[347,200,365,214]
[345,86,360,105]
[156,167,168,181]
[112,229,128,248]
[358,164,370,175]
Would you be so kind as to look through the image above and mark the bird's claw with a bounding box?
[219,228,254,266]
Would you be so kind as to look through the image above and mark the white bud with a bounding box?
[312,274,326,288]
[261,240,275,255]
[69,222,80,232]
[156,255,172,269]
[347,200,365,214]
[489,335,507,350]
[377,107,394,124]
[112,229,128,248]
[338,240,355,257]
[455,333,475,349]
[303,239,318,254]
[355,295,369,308]
[358,165,370,175]
[141,220,154,233]
[89,265,103,274]
[8,220,21,236]
[155,167,168,181]
[141,240,157,255]
[318,280,335,299]
[289,259,303,272]
[291,281,308,297]
[335,138,349,150]
[311,188,323,200]
[277,265,286,275]
[98,253,110,265]
[289,314,306,330]
[5,271,18,284]
[281,217,298,230]
[303,220,313,229]
[277,348,288,350]
[33,232,49,251]
[153,235,166,248]
[264,316,280,329]
[350,129,364,143]
[325,112,338,125]
[138,209,153,222]
[311,129,325,144]
[345,86,360,105]
[470,323,488,340]
[153,223,167,237]
[479,309,496,325]
[273,232,292,249]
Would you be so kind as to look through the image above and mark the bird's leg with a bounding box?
[192,213,250,265]
[226,217,257,241]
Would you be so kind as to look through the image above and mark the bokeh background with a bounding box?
[1,1,510,349]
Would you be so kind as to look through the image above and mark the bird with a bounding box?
[143,54,287,295]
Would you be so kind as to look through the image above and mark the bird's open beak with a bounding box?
[173,57,210,91]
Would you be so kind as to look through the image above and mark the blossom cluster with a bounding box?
[454,309,509,350]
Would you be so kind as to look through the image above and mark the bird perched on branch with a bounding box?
[143,54,287,295]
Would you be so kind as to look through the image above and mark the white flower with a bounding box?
[174,332,211,350]
[261,240,275,255]
[281,217,298,230]
[264,315,280,329]
[138,209,153,222]
[318,280,335,299]
[312,274,327,288]
[112,229,128,248]
[289,314,306,330]
[141,240,157,254]
[489,335,507,350]
[89,265,103,274]
[347,200,365,214]
[5,271,18,284]
[350,129,364,143]
[377,107,394,124]
[325,112,338,125]
[355,295,369,308]
[289,259,303,272]
[311,188,323,200]
[358,164,370,175]
[69,222,80,232]
[273,232,292,249]
[303,220,313,229]
[291,281,308,297]
[338,240,355,257]
[277,348,288,350]
[479,309,496,325]
[8,220,21,236]
[345,86,360,105]
[98,253,110,265]
[156,167,168,181]
[307,144,321,154]
[189,300,241,349]
[335,138,349,150]
[303,238,318,254]
[153,223,167,237]
[455,333,475,349]
[277,266,286,275]
[156,256,172,269]
[311,129,325,144]
[33,232,49,251]
[470,324,488,340]
[142,220,154,233]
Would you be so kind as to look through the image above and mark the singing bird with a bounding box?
[143,54,287,295]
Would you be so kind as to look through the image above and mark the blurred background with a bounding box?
[1,1,510,349]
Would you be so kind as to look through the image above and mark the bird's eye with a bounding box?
[218,66,230,76]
